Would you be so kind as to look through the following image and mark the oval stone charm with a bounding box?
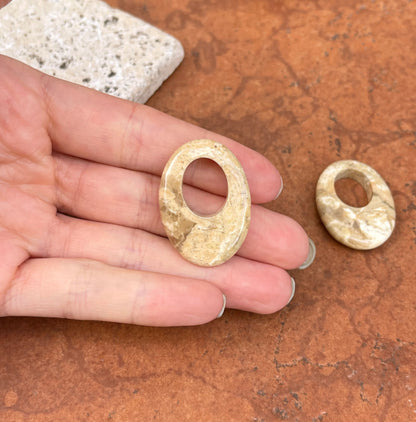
[159,139,251,266]
[316,160,396,250]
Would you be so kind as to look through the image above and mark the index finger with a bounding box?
[4,56,282,203]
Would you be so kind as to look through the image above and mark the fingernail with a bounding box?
[216,294,226,318]
[287,277,296,305]
[298,238,316,270]
[274,175,284,200]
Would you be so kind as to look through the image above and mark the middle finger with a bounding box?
[54,153,308,269]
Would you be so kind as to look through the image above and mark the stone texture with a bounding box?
[1,1,416,421]
[159,139,251,266]
[316,160,396,249]
[0,0,184,103]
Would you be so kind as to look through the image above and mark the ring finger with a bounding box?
[46,214,295,314]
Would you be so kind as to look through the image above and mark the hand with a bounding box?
[0,56,309,326]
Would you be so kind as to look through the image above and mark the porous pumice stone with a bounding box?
[159,139,251,267]
[316,160,396,250]
[0,0,184,103]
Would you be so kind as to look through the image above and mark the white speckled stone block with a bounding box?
[0,0,184,103]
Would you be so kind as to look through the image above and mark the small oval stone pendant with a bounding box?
[316,160,396,249]
[159,139,251,266]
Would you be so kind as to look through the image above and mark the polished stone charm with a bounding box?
[159,139,251,266]
[316,160,396,249]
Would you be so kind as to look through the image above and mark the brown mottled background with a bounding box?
[1,0,416,420]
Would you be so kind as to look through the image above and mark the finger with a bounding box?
[54,154,308,269]
[10,55,281,203]
[4,257,225,326]
[46,214,294,314]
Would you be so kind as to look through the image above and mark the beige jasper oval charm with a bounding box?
[159,139,251,266]
[316,160,396,249]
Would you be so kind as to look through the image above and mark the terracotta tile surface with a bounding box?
[1,1,416,420]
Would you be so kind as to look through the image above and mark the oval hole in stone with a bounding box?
[335,177,369,207]
[182,158,228,216]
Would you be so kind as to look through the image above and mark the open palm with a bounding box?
[0,56,308,326]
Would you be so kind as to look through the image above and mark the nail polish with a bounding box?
[287,277,296,305]
[216,294,226,318]
[298,238,316,270]
[274,175,284,200]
